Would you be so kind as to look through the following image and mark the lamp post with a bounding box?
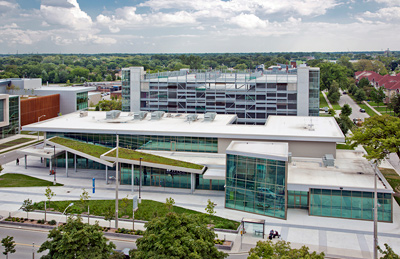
[37,115,46,140]
[139,157,143,202]
[57,202,74,226]
[373,161,378,259]
[115,134,119,229]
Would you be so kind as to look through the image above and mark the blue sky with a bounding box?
[0,0,399,54]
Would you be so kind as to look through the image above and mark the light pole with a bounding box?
[373,161,378,259]
[57,202,74,226]
[115,134,119,229]
[139,157,143,202]
[37,115,46,140]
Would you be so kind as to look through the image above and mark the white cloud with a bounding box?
[363,7,400,21]
[373,0,400,6]
[229,13,269,29]
[40,0,93,31]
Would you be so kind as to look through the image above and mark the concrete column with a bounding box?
[50,159,52,172]
[74,154,77,172]
[190,173,195,194]
[65,151,68,177]
[105,166,108,184]
[131,164,134,193]
[24,155,27,169]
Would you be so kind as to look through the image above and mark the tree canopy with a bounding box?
[132,212,227,259]
[248,240,325,259]
[347,115,400,161]
[38,216,115,259]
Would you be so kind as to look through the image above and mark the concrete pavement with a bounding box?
[338,93,369,121]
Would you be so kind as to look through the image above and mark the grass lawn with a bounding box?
[50,137,111,158]
[358,103,379,117]
[107,148,204,170]
[331,103,342,110]
[0,140,43,155]
[0,173,63,187]
[0,138,33,150]
[319,92,329,108]
[20,131,44,136]
[33,199,240,230]
[379,168,400,205]
[336,143,354,150]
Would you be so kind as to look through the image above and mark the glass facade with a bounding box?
[0,96,19,139]
[0,99,4,122]
[76,92,88,111]
[121,70,131,112]
[225,154,287,219]
[288,190,308,209]
[47,132,218,153]
[310,188,392,222]
[308,70,320,116]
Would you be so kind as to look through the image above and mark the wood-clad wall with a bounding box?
[21,94,60,126]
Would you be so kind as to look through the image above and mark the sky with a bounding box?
[0,0,399,54]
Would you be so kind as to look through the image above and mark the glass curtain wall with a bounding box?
[47,132,218,153]
[76,92,88,111]
[309,188,392,222]
[308,70,320,116]
[287,190,308,209]
[195,174,225,191]
[121,70,131,112]
[0,99,4,122]
[0,96,19,139]
[225,154,287,219]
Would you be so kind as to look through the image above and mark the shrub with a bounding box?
[48,220,57,225]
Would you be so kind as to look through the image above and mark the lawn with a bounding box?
[0,173,63,187]
[358,103,379,117]
[0,138,34,150]
[106,148,204,170]
[0,140,43,155]
[33,199,240,230]
[50,137,111,158]
[379,168,400,205]
[319,92,328,108]
[331,102,342,110]
[336,143,354,150]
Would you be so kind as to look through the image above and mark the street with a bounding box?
[0,225,136,258]
[338,92,369,121]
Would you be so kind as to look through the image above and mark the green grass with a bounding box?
[336,143,354,150]
[331,103,342,110]
[358,103,379,117]
[33,199,239,230]
[107,148,204,170]
[0,173,63,187]
[20,131,44,136]
[50,137,111,158]
[0,140,43,155]
[0,138,34,150]
[379,168,400,205]
[319,92,329,108]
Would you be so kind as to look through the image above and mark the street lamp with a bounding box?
[37,115,46,140]
[57,202,74,226]
[139,157,143,202]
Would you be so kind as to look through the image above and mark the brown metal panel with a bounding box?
[20,94,60,126]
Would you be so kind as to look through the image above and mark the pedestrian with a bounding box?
[16,158,19,165]
[273,230,280,238]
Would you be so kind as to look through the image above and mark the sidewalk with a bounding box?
[362,101,382,116]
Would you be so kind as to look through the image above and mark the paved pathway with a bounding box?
[363,101,382,115]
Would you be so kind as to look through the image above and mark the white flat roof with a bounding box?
[288,150,392,192]
[22,112,345,143]
[227,141,288,161]
[35,86,96,92]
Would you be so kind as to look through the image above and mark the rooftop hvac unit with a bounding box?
[79,111,88,117]
[186,114,198,122]
[322,154,335,167]
[106,110,121,120]
[133,111,147,121]
[204,112,216,122]
[151,111,165,120]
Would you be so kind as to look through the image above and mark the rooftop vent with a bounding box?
[322,154,335,167]
[151,111,165,120]
[204,112,216,122]
[79,111,88,117]
[133,111,147,121]
[106,110,121,120]
[186,114,198,123]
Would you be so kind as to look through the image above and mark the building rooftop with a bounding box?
[22,111,345,143]
[226,141,289,161]
[35,86,96,92]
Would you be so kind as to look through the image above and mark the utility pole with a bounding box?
[373,161,378,259]
[115,134,119,229]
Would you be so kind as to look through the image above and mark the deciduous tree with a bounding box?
[1,236,16,259]
[20,198,34,218]
[248,240,325,259]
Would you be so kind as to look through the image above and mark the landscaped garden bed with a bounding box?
[0,173,63,187]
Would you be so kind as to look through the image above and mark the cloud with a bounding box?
[40,0,93,31]
[362,7,400,21]
[372,0,400,6]
[41,0,75,8]
[0,27,47,45]
[0,0,19,14]
[229,13,269,29]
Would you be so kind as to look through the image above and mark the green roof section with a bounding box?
[50,137,112,158]
[106,148,204,170]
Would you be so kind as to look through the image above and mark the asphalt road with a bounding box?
[338,93,369,121]
[0,225,136,258]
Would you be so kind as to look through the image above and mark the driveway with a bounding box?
[338,93,369,121]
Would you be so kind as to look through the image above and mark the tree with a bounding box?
[132,213,227,259]
[248,240,325,259]
[370,87,386,107]
[104,206,115,228]
[354,89,367,103]
[341,104,352,117]
[327,80,340,103]
[358,78,370,88]
[20,198,34,218]
[335,115,353,135]
[45,186,56,208]
[1,236,16,259]
[80,188,90,210]
[347,115,400,161]
[378,243,400,258]
[391,94,400,117]
[95,99,122,111]
[165,197,175,212]
[38,216,115,259]
[120,195,130,216]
